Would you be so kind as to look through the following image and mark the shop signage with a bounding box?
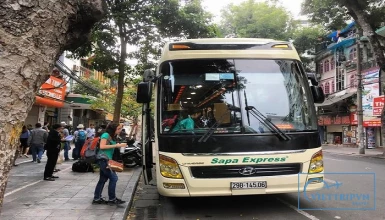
[35,76,66,108]
[318,115,351,126]
[372,96,384,116]
[350,112,381,127]
[346,68,383,127]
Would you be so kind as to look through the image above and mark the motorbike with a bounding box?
[121,142,142,168]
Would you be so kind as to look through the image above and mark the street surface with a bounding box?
[2,153,140,220]
[128,152,385,220]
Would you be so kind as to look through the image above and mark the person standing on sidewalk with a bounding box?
[73,124,86,160]
[28,123,48,163]
[13,125,29,166]
[86,124,96,140]
[93,123,126,205]
[60,122,71,161]
[20,125,30,158]
[43,124,65,181]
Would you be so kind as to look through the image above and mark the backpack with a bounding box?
[80,137,100,163]
[78,130,86,141]
[72,160,94,173]
[80,137,109,163]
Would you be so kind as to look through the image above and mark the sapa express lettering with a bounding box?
[211,157,287,164]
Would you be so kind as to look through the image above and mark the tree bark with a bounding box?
[342,0,385,154]
[0,0,105,208]
[113,24,127,123]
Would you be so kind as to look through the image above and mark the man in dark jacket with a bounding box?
[43,124,65,181]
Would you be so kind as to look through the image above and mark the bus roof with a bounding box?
[159,38,301,64]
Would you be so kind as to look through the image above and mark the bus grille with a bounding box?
[190,163,301,178]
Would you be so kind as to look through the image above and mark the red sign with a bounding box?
[350,113,381,127]
[373,96,384,116]
[35,76,66,108]
[318,115,351,126]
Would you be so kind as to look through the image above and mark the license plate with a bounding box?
[231,181,267,189]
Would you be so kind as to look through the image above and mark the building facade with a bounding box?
[315,22,384,148]
[25,52,114,131]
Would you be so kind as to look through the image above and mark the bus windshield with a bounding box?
[159,59,317,135]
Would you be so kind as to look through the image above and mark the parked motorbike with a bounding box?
[121,143,142,168]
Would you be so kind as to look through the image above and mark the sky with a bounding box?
[201,0,305,23]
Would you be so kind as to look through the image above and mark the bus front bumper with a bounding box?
[157,169,324,197]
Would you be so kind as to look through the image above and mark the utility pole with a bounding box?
[356,34,365,154]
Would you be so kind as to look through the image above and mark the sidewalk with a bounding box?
[1,150,142,220]
[322,144,385,159]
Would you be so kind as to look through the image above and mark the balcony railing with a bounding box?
[315,40,335,54]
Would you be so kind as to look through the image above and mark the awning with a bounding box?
[376,26,385,37]
[327,37,356,51]
[315,91,356,107]
[326,21,356,42]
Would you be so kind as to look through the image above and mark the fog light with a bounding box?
[163,183,186,189]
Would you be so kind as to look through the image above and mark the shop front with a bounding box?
[318,114,354,145]
[25,76,66,126]
[350,113,381,148]
[349,68,382,148]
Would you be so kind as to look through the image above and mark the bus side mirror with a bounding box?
[307,72,318,86]
[311,86,325,103]
[136,82,152,103]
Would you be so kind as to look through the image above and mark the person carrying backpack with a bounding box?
[93,123,127,205]
[73,124,86,160]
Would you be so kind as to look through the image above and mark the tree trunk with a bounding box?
[113,24,127,123]
[343,0,385,155]
[0,0,105,208]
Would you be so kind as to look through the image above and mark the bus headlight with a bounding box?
[308,150,323,173]
[159,154,183,179]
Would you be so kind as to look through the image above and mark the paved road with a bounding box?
[128,153,385,220]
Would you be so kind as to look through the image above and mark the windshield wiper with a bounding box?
[244,90,251,126]
[198,106,240,143]
[245,106,291,141]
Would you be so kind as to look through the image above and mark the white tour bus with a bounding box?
[136,38,325,197]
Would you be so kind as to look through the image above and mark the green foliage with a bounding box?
[72,77,107,97]
[292,25,327,71]
[71,76,116,114]
[69,0,218,121]
[121,83,142,117]
[293,25,326,55]
[219,0,297,40]
[301,0,348,30]
[90,92,115,114]
[301,0,385,31]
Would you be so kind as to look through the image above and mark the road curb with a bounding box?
[323,151,385,159]
[114,167,142,220]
